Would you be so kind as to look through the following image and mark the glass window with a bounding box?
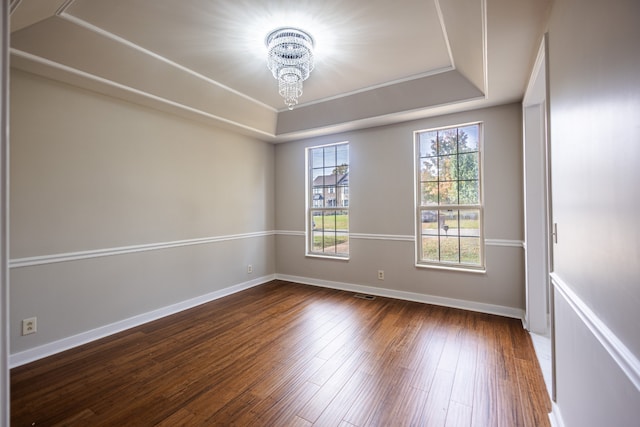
[307,143,349,258]
[415,124,483,269]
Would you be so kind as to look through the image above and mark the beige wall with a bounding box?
[275,103,525,311]
[10,69,275,355]
[548,0,640,424]
[9,72,527,359]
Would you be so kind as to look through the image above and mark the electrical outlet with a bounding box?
[247,264,253,274]
[378,270,384,280]
[22,317,37,336]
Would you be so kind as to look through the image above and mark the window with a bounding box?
[415,123,483,269]
[307,142,349,258]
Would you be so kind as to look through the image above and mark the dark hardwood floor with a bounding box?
[11,280,551,426]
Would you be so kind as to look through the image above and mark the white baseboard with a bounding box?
[549,402,566,427]
[276,274,525,320]
[9,274,275,368]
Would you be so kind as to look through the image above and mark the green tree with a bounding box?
[333,164,348,175]
[421,128,478,206]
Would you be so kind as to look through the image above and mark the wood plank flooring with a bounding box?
[11,280,551,426]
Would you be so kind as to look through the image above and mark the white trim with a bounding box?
[10,231,274,268]
[8,232,522,269]
[485,238,524,248]
[523,36,548,107]
[434,0,455,69]
[276,274,524,320]
[1,1,10,423]
[275,230,523,247]
[9,0,22,14]
[56,9,276,112]
[551,272,640,392]
[350,233,414,242]
[274,230,305,237]
[304,253,349,261]
[414,262,486,274]
[9,274,276,368]
[549,402,566,427]
[480,0,489,98]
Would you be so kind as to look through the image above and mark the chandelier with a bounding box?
[265,27,315,110]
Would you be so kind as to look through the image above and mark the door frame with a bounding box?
[522,34,555,399]
[1,0,10,423]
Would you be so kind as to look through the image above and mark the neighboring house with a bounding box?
[312,173,349,208]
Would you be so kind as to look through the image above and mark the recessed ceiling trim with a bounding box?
[273,94,488,143]
[11,48,276,139]
[9,0,23,14]
[55,0,75,16]
[57,11,278,113]
[279,65,456,113]
[480,0,489,98]
[434,0,456,69]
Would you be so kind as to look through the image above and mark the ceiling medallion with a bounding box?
[265,27,315,110]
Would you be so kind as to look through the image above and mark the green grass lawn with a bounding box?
[313,214,348,230]
[422,236,481,264]
[312,235,349,249]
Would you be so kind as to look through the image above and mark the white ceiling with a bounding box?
[9,0,551,142]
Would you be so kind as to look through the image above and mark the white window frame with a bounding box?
[414,122,485,272]
[305,142,350,260]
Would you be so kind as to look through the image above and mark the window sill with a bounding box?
[306,253,350,261]
[415,262,486,274]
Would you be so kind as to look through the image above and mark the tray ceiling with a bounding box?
[9,0,550,142]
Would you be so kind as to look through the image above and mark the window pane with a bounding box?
[422,236,439,261]
[311,211,323,228]
[459,209,480,237]
[460,237,481,264]
[323,146,337,168]
[420,131,438,157]
[459,125,479,153]
[440,236,460,263]
[459,180,479,204]
[336,144,349,168]
[337,186,347,207]
[311,212,324,252]
[439,182,458,204]
[420,209,438,225]
[458,152,478,180]
[420,158,438,181]
[322,212,336,254]
[441,211,459,238]
[421,182,438,205]
[311,168,324,182]
[438,155,457,181]
[322,167,334,181]
[438,129,458,155]
[311,149,324,168]
[335,210,349,255]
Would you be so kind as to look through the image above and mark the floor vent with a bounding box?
[354,294,376,300]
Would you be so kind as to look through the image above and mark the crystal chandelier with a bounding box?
[265,28,314,110]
